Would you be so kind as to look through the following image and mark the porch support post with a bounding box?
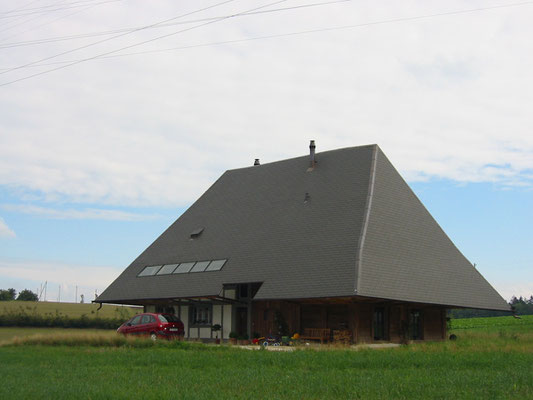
[221,287,225,340]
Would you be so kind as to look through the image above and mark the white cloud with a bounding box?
[0,204,160,221]
[0,217,15,238]
[1,0,532,207]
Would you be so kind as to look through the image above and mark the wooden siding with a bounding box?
[252,299,446,343]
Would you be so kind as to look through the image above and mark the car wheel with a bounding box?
[150,332,157,341]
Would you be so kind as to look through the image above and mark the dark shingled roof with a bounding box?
[97,144,510,311]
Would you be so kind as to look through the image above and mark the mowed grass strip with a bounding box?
[0,341,531,399]
[0,300,140,319]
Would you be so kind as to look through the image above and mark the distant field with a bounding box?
[450,314,533,333]
[0,327,115,344]
[0,301,141,319]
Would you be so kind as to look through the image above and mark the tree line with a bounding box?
[0,288,38,302]
[449,295,533,318]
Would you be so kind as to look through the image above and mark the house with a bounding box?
[96,142,510,343]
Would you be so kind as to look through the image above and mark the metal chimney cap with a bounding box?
[254,159,260,166]
[309,140,316,148]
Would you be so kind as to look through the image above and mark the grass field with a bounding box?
[0,315,531,399]
[0,300,140,319]
[450,314,533,333]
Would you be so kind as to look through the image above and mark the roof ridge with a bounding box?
[226,143,378,172]
[355,144,379,294]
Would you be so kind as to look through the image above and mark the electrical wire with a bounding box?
[0,0,238,75]
[1,0,532,87]
[0,0,90,36]
[0,0,351,49]
[0,3,103,43]
[0,0,120,15]
[0,0,120,19]
[0,0,44,15]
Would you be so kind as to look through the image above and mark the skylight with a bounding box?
[138,265,162,276]
[156,264,179,275]
[174,262,195,274]
[205,259,226,271]
[138,259,228,277]
[190,261,210,272]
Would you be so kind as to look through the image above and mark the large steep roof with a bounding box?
[97,144,510,311]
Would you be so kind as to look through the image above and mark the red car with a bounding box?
[117,313,184,340]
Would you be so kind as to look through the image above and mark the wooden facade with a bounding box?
[251,298,447,343]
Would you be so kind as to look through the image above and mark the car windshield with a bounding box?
[159,314,181,323]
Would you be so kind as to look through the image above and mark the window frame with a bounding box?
[189,304,212,327]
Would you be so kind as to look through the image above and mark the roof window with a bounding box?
[205,259,226,271]
[190,261,210,272]
[174,262,195,274]
[138,265,162,276]
[156,264,179,275]
[138,259,228,277]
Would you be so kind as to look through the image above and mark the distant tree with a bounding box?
[0,288,16,301]
[451,294,533,318]
[16,289,38,302]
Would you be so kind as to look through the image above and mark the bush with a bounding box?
[16,289,38,302]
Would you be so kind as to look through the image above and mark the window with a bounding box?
[409,310,423,340]
[157,264,179,275]
[205,259,226,271]
[174,262,195,274]
[373,307,386,340]
[159,314,181,323]
[139,259,228,277]
[141,315,154,324]
[190,261,210,272]
[190,304,211,326]
[130,315,142,325]
[138,265,162,276]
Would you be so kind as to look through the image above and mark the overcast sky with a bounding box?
[0,0,531,303]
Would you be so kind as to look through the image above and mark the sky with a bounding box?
[0,0,531,304]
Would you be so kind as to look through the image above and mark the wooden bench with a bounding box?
[299,328,331,343]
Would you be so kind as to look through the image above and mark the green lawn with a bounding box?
[0,340,531,399]
[0,315,531,399]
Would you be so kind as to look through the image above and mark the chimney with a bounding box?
[309,140,316,168]
[254,159,260,166]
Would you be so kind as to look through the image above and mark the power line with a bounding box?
[0,2,104,43]
[0,3,118,43]
[1,0,532,87]
[0,0,119,15]
[0,0,289,84]
[0,0,238,76]
[0,0,90,36]
[0,0,120,19]
[0,0,44,15]
[0,0,351,49]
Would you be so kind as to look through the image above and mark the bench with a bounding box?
[299,328,331,343]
